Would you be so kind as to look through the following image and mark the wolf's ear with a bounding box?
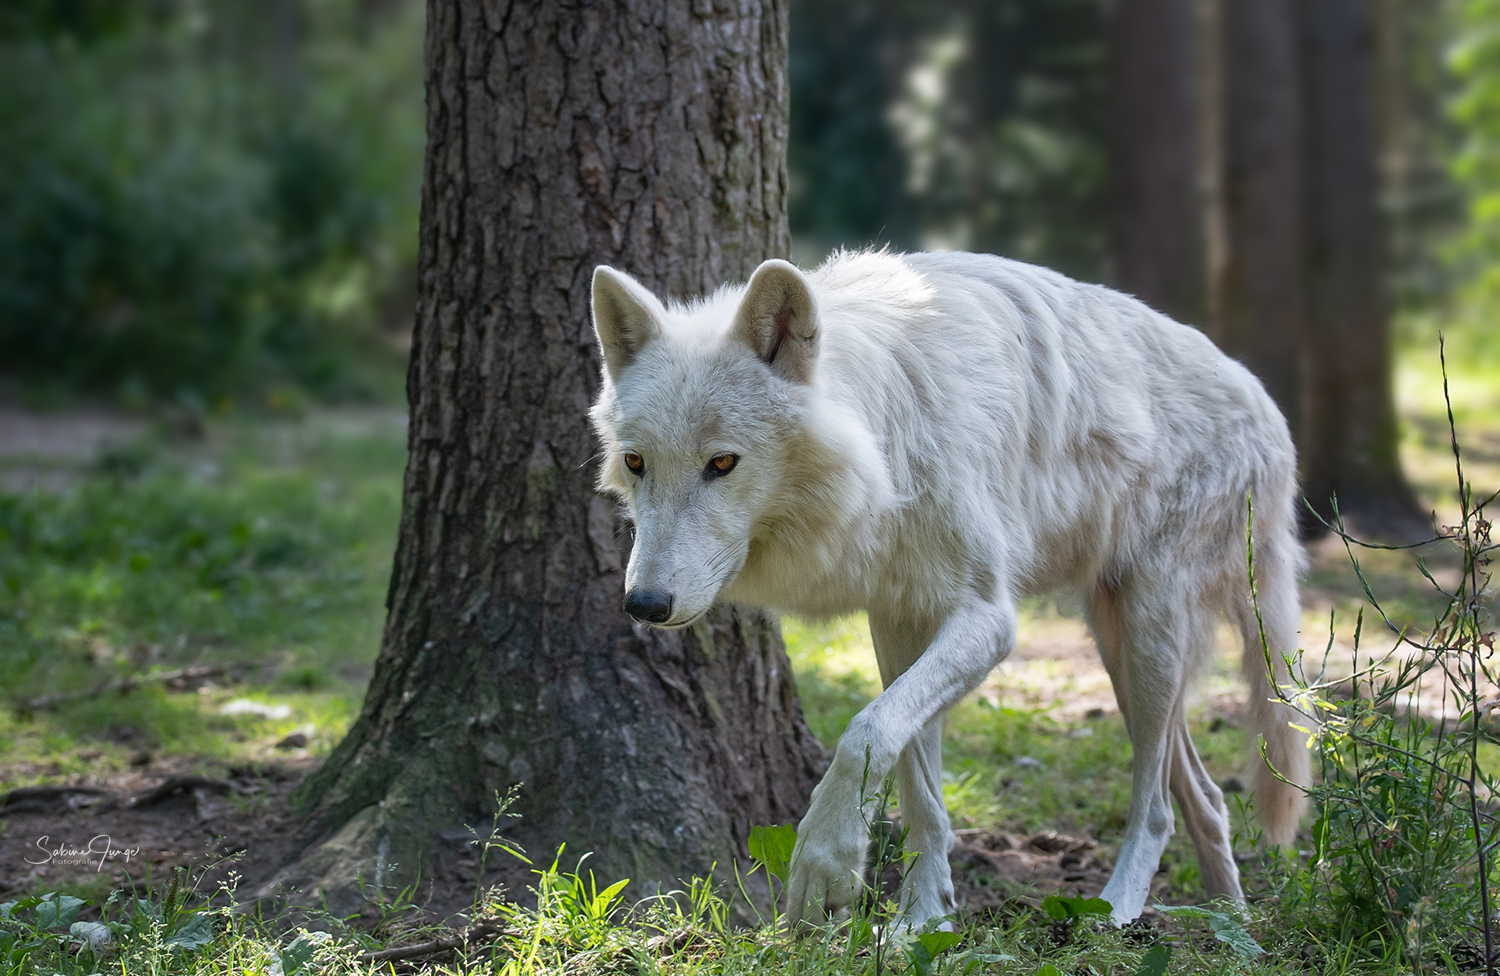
[728,259,818,384]
[592,266,666,380]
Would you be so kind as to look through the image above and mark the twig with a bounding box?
[129,775,244,808]
[353,917,513,965]
[0,785,111,813]
[17,664,240,712]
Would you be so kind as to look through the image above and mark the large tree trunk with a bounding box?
[1295,0,1423,537]
[1106,0,1203,326]
[261,0,824,916]
[1206,0,1304,437]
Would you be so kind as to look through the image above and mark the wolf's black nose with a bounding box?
[624,589,674,624]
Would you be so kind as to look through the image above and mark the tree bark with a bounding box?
[1296,0,1423,537]
[1106,0,1203,326]
[263,0,824,915]
[1207,0,1303,437]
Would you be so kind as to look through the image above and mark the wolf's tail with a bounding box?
[1236,525,1310,847]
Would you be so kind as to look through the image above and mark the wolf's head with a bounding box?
[587,259,823,628]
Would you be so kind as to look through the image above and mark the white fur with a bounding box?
[589,249,1310,928]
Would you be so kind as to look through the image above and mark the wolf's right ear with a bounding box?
[592,266,666,380]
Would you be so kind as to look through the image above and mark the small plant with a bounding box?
[468,785,529,911]
[747,821,798,920]
[1153,903,1264,965]
[1253,339,1499,973]
[903,928,961,976]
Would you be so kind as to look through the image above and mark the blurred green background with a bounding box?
[1,0,1497,406]
[0,0,424,406]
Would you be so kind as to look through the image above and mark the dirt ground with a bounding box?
[0,762,1123,925]
[0,755,309,908]
[0,404,148,494]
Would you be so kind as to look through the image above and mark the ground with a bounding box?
[0,330,1496,972]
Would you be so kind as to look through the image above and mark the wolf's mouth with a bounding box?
[654,608,708,631]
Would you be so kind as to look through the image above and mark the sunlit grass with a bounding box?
[0,413,403,781]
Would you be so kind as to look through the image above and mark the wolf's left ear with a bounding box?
[729,259,818,384]
[593,266,667,380]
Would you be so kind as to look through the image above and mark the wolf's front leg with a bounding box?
[786,597,1015,930]
[895,717,956,928]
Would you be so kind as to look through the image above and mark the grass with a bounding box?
[0,412,404,782]
[0,325,1496,973]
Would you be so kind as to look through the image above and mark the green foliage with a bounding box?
[277,930,329,976]
[1154,905,1265,960]
[0,0,422,401]
[902,929,959,976]
[1451,0,1500,302]
[0,867,228,972]
[1039,894,1111,921]
[1253,347,1500,970]
[1132,944,1171,976]
[748,823,798,891]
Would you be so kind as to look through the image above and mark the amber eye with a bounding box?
[623,452,645,475]
[705,453,739,478]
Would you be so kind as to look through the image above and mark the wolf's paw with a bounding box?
[1098,870,1152,926]
[785,793,868,930]
[884,910,956,938]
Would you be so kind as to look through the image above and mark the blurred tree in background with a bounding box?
[0,0,423,403]
[789,0,1105,280]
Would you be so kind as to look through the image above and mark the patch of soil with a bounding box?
[0,756,1189,935]
[0,756,312,905]
[949,827,1134,913]
[0,405,148,493]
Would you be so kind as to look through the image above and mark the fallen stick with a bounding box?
[18,664,240,712]
[130,776,243,808]
[354,917,513,965]
[0,785,111,813]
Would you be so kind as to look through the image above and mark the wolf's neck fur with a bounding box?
[723,251,940,618]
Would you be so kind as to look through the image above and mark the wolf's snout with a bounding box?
[623,589,674,624]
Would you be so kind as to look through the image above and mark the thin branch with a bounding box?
[353,917,515,965]
[16,663,244,712]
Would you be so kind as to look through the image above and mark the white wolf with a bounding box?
[588,249,1308,927]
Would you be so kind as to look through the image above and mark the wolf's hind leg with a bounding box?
[1090,579,1243,909]
[1168,715,1242,901]
[895,716,956,928]
[1095,585,1187,925]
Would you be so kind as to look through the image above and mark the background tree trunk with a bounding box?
[263,0,825,915]
[1207,0,1304,437]
[1106,0,1203,326]
[1296,0,1424,536]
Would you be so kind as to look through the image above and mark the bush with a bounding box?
[1258,346,1500,971]
[0,0,423,402]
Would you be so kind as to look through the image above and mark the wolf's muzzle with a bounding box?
[623,589,674,624]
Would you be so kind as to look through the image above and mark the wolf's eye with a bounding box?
[623,453,645,475]
[705,453,739,479]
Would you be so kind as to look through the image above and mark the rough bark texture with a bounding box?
[1207,0,1303,437]
[1295,0,1423,536]
[266,0,824,913]
[1106,0,1203,326]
